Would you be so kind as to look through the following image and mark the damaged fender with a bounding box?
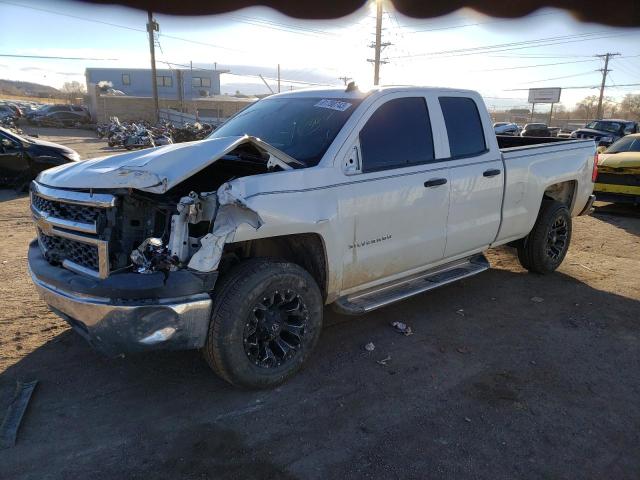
[188,183,263,272]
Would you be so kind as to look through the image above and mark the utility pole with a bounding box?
[147,11,159,122]
[367,0,390,86]
[277,64,281,93]
[373,0,383,86]
[338,76,352,86]
[596,52,620,119]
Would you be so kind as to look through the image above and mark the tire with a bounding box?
[517,199,572,274]
[203,258,323,388]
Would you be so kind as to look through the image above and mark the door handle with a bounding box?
[424,178,447,188]
[483,169,501,177]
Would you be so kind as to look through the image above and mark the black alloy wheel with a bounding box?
[244,289,308,368]
[546,216,569,261]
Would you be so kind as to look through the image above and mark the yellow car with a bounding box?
[594,133,640,205]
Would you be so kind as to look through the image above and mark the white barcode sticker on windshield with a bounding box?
[314,99,353,112]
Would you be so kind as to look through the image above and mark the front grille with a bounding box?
[38,229,99,271]
[31,182,115,278]
[577,133,601,141]
[31,194,102,225]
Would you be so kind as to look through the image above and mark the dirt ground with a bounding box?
[0,129,639,479]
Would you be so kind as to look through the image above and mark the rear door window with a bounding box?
[359,97,434,172]
[439,97,487,158]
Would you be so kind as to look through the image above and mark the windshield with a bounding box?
[585,121,622,133]
[605,136,640,153]
[210,97,362,166]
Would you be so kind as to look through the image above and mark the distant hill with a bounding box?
[0,79,61,97]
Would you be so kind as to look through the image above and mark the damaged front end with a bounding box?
[28,136,291,355]
[130,183,262,276]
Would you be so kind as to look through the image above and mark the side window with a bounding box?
[439,97,486,158]
[359,97,434,172]
[624,124,635,134]
[156,76,173,87]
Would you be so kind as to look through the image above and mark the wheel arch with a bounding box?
[542,180,577,211]
[221,233,329,302]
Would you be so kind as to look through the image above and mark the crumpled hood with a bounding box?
[36,135,299,194]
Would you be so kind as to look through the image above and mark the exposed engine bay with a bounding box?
[101,143,285,276]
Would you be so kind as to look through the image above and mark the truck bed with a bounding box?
[497,135,575,150]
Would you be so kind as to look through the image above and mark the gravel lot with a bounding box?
[1,129,639,479]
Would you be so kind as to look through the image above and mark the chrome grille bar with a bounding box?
[31,181,114,279]
[31,181,116,208]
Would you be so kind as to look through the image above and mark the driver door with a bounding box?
[0,133,27,186]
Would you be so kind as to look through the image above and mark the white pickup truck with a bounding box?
[28,86,596,387]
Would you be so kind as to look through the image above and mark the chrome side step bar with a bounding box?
[333,254,490,315]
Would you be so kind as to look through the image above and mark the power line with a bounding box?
[227,15,338,37]
[157,60,337,87]
[475,58,599,72]
[520,70,600,84]
[395,11,559,34]
[0,53,118,60]
[505,83,640,91]
[389,31,638,59]
[1,0,247,53]
[0,0,144,32]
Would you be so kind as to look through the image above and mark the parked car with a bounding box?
[493,122,519,135]
[0,127,80,188]
[27,104,91,124]
[28,86,596,388]
[570,119,639,147]
[31,110,91,127]
[593,133,640,205]
[521,123,551,137]
[548,127,561,137]
[0,105,17,120]
[0,103,23,118]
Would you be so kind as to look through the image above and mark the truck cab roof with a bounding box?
[265,85,480,101]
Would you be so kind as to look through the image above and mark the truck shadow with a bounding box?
[1,267,639,479]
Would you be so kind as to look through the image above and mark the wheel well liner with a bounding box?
[543,180,577,209]
[222,233,328,300]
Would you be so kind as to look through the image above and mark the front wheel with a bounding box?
[203,258,323,388]
[517,199,572,274]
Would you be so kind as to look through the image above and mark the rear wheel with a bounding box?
[203,258,323,388]
[517,199,572,274]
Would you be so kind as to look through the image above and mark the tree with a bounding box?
[575,95,598,119]
[619,94,640,121]
[61,81,86,102]
[574,95,616,120]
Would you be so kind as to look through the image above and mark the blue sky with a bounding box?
[1,0,640,109]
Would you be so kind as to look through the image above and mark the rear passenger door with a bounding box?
[438,96,504,258]
[339,95,450,290]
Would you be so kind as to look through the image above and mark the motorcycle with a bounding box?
[123,124,155,150]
